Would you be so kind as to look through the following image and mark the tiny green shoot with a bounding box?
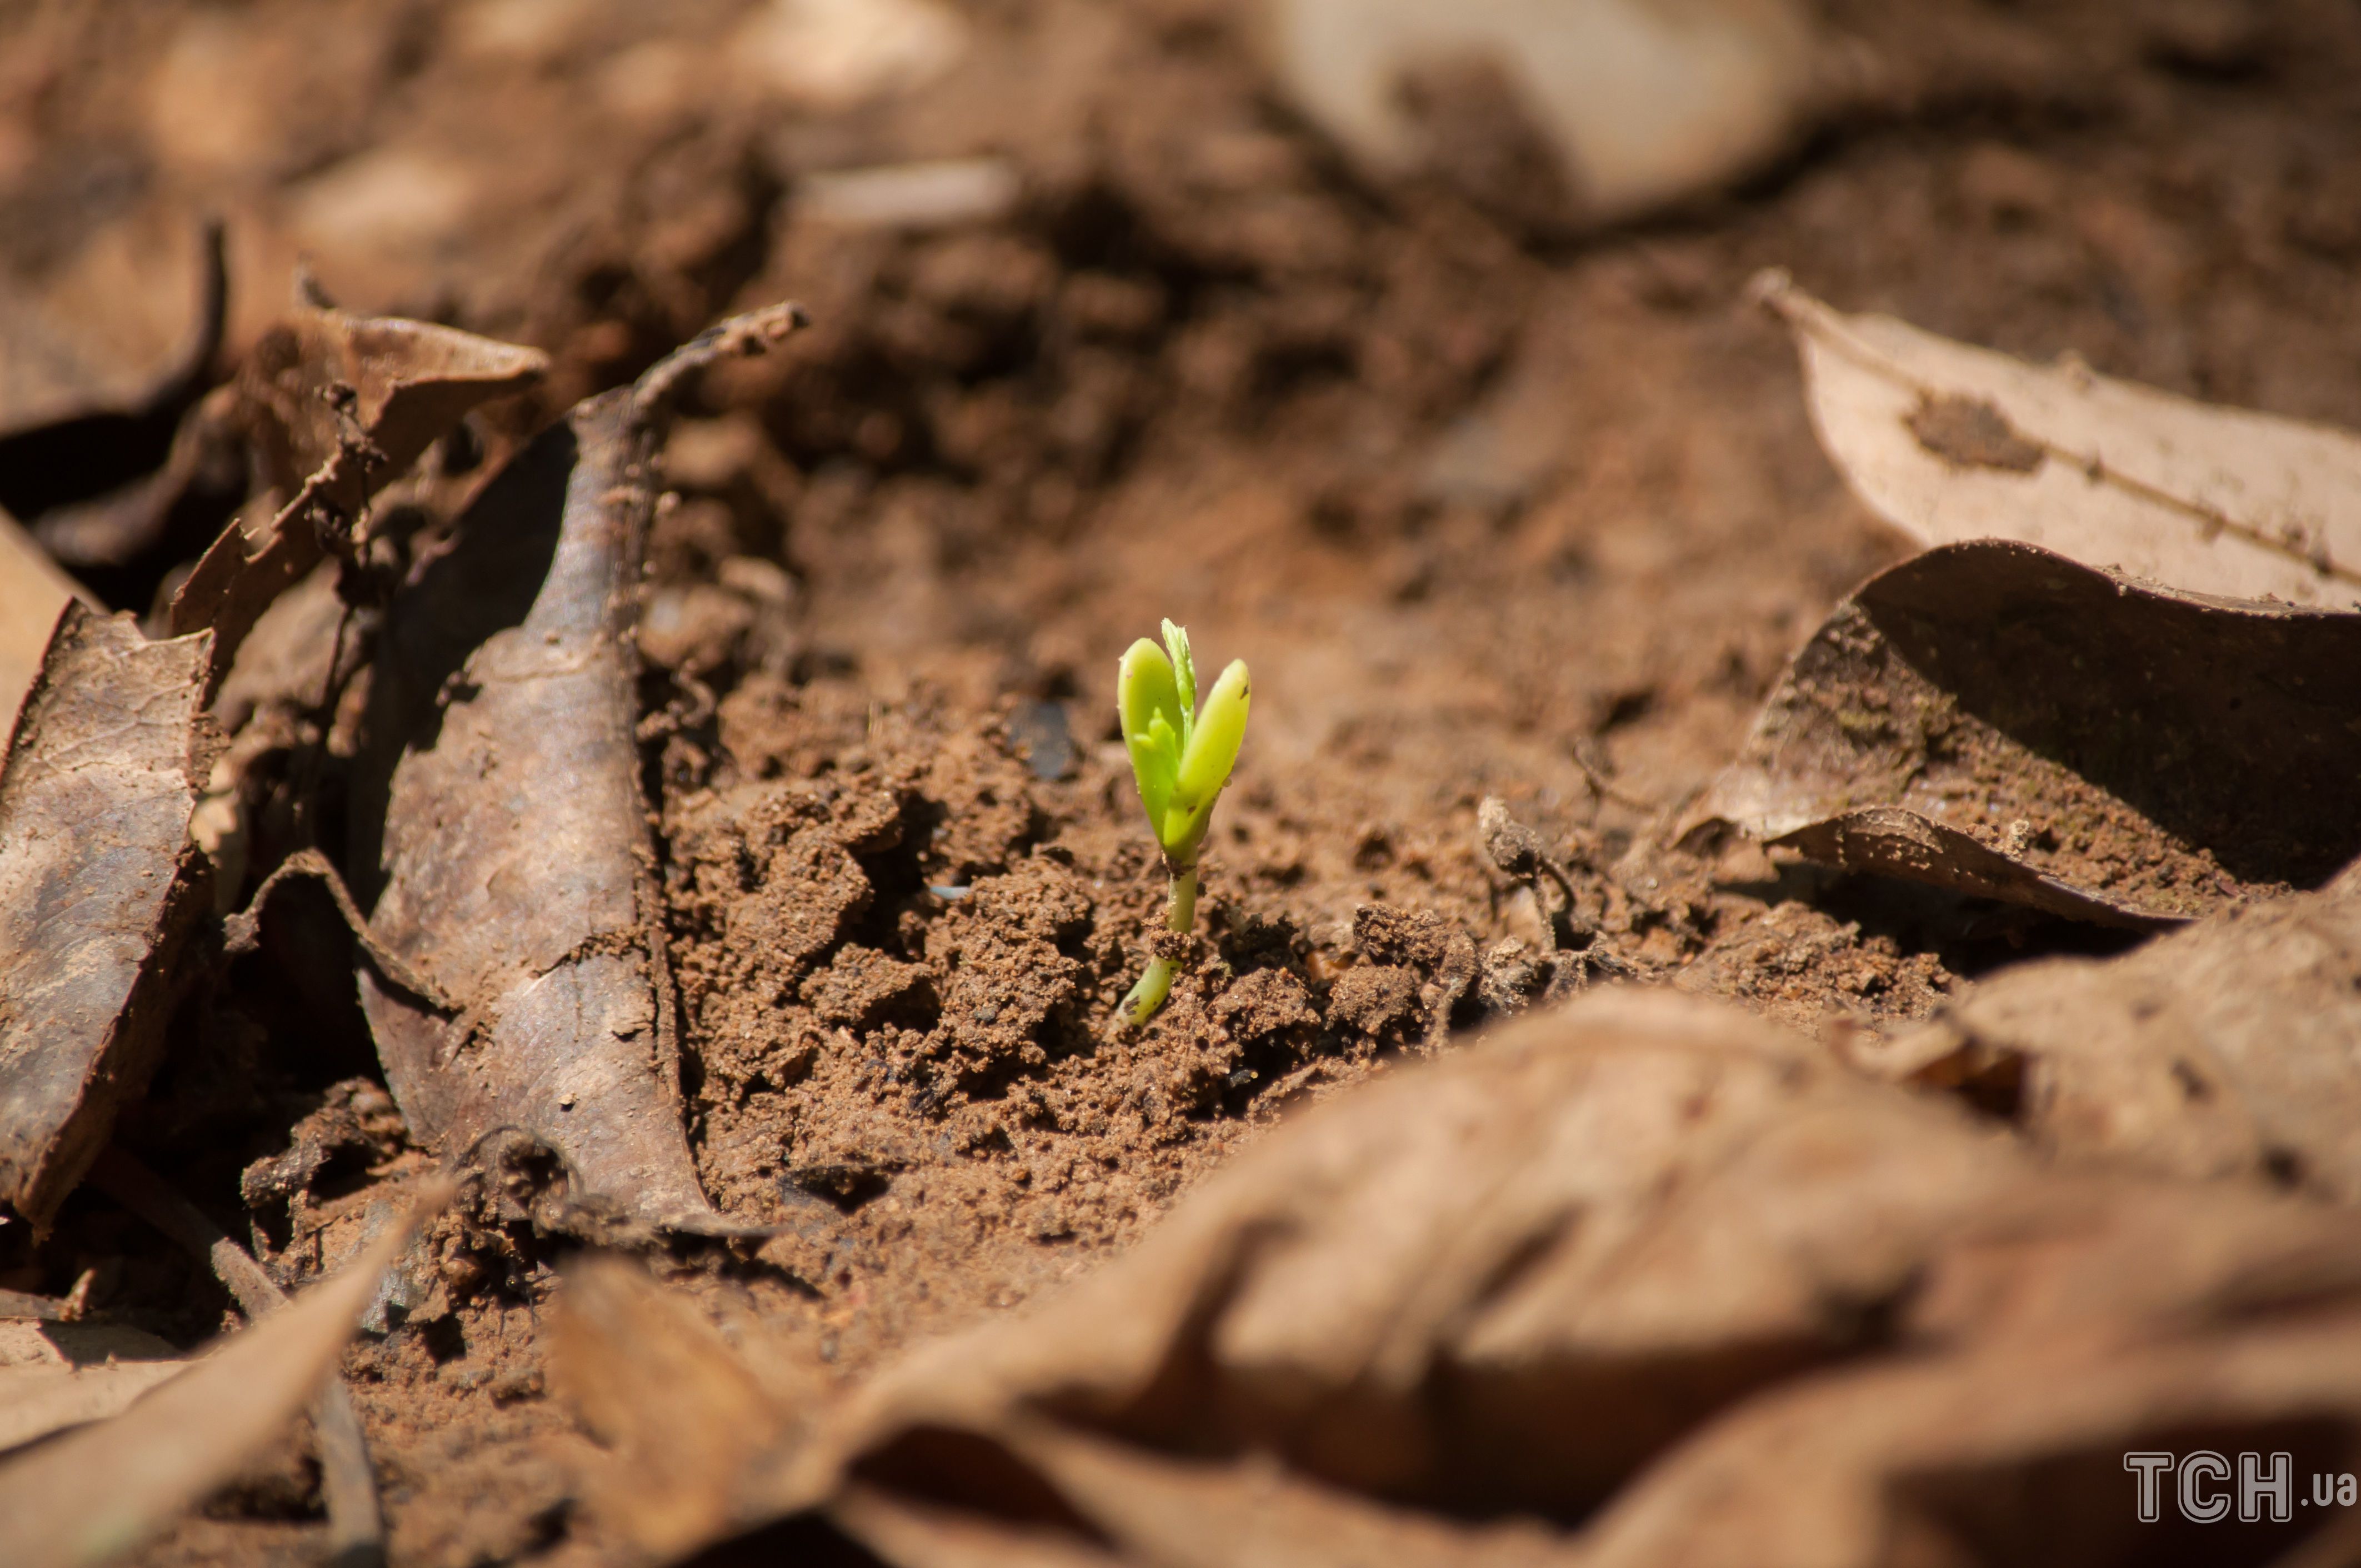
[1117,620,1250,1025]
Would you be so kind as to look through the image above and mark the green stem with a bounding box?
[1122,863,1199,1025]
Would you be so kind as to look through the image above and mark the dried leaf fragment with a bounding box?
[1864,859,2361,1202]
[1756,268,2361,607]
[547,1255,813,1559]
[1691,540,2361,924]
[0,605,214,1229]
[167,303,548,674]
[1577,1307,2361,1567]
[0,305,542,1236]
[0,217,223,442]
[690,989,2361,1566]
[0,1181,446,1568]
[0,1321,185,1455]
[0,1364,190,1457]
[0,504,97,726]
[353,304,803,1233]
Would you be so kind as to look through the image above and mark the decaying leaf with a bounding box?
[1575,1307,2361,1567]
[0,309,543,1236]
[658,989,2361,1565]
[1861,858,2361,1203]
[0,605,216,1230]
[0,1361,185,1459]
[167,300,549,672]
[547,1255,816,1560]
[0,1321,185,1455]
[0,1181,446,1568]
[88,1144,387,1564]
[1689,539,2361,925]
[0,503,97,725]
[1755,268,2361,607]
[30,384,246,575]
[352,305,804,1233]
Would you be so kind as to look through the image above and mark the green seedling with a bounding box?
[1117,620,1250,1025]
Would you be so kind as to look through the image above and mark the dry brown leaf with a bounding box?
[0,1181,446,1568]
[0,605,216,1230]
[1689,539,2361,925]
[1577,1310,2361,1567]
[0,503,97,727]
[86,1144,388,1562]
[29,384,246,575]
[0,307,544,1235]
[351,305,803,1233]
[1755,268,2361,607]
[664,989,2361,1566]
[0,1320,185,1455]
[166,301,548,674]
[0,1364,189,1457]
[1861,858,2361,1203]
[547,1255,816,1561]
[840,1421,1582,1568]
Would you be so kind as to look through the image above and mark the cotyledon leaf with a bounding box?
[1120,637,1182,839]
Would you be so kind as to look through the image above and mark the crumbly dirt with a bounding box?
[5,1,2361,1564]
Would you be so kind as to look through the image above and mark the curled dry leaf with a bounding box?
[31,384,246,575]
[1755,268,2361,607]
[351,304,804,1233]
[0,1361,184,1459]
[0,1321,185,1456]
[547,1255,816,1561]
[671,990,2361,1566]
[1689,539,2361,925]
[0,503,97,724]
[87,1145,386,1563]
[0,1180,447,1568]
[1861,858,2361,1203]
[1577,1307,2361,1567]
[167,301,549,673]
[0,606,215,1230]
[0,309,543,1235]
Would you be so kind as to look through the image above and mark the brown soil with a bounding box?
[6,1,2361,1563]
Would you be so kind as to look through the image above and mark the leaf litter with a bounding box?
[352,305,804,1236]
[1862,856,2361,1204]
[523,991,2361,1566]
[0,304,547,1239]
[1753,269,2361,609]
[1689,538,2361,926]
[0,603,217,1231]
[0,1319,186,1457]
[0,217,224,447]
[7,4,2361,1564]
[0,1180,446,1568]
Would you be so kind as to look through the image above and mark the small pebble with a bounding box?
[972,1004,1000,1024]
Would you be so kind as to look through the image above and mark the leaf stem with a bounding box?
[1122,861,1198,1025]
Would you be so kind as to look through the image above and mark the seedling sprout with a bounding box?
[1117,620,1250,1025]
